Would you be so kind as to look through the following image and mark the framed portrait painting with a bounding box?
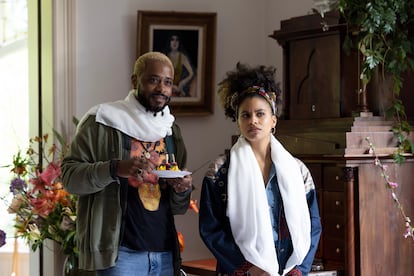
[137,11,217,116]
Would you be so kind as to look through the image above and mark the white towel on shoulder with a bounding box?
[78,90,174,142]
[227,135,310,275]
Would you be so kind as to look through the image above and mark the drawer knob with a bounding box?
[311,104,316,112]
[335,175,339,180]
[335,200,341,206]
[336,224,341,229]
[336,248,341,254]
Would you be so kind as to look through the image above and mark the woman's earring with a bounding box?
[271,127,276,135]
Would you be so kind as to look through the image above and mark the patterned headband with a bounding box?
[230,86,277,115]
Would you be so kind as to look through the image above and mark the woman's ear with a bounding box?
[272,115,277,128]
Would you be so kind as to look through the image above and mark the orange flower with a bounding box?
[177,231,185,252]
[189,199,199,213]
[12,166,26,175]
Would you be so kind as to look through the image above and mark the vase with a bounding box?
[63,254,79,276]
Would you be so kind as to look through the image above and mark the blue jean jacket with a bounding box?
[199,155,322,275]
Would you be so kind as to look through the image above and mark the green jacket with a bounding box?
[61,114,190,275]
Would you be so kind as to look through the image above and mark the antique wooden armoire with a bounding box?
[270,11,414,276]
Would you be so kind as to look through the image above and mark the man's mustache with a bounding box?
[150,93,170,103]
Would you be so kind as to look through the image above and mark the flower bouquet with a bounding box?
[0,133,78,257]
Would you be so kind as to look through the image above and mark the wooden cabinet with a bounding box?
[307,163,353,273]
[300,156,414,276]
[270,12,414,276]
[270,11,414,119]
[321,166,346,265]
[270,11,358,119]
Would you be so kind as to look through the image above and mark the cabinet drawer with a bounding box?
[323,215,345,239]
[307,163,322,189]
[323,238,345,262]
[323,191,345,215]
[323,166,344,191]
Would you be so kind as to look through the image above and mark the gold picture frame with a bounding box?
[137,11,217,116]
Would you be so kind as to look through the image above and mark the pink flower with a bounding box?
[39,162,61,185]
[403,226,413,238]
[389,181,398,188]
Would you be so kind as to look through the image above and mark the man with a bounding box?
[61,52,192,276]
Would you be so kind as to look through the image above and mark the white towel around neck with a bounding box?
[227,135,311,275]
[78,90,174,142]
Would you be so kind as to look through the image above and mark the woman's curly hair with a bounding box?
[218,63,282,121]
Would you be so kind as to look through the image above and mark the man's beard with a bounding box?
[137,92,171,113]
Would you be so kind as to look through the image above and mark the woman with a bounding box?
[166,34,194,97]
[199,63,321,276]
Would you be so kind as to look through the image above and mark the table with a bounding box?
[181,259,216,276]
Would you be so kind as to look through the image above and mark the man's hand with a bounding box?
[167,171,192,193]
[117,157,156,179]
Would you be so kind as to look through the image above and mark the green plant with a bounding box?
[339,0,414,163]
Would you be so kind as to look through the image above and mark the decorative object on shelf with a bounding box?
[312,0,339,18]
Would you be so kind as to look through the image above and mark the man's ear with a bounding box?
[131,74,138,89]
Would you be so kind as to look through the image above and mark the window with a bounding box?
[0,1,30,275]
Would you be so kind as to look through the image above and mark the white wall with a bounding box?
[73,0,315,261]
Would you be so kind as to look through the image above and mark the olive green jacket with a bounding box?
[61,114,189,275]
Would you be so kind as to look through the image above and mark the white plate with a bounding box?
[153,170,192,178]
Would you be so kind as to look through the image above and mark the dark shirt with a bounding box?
[121,182,174,251]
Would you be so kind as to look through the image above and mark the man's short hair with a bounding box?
[133,51,174,77]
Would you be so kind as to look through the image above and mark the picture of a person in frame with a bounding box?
[153,30,198,98]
